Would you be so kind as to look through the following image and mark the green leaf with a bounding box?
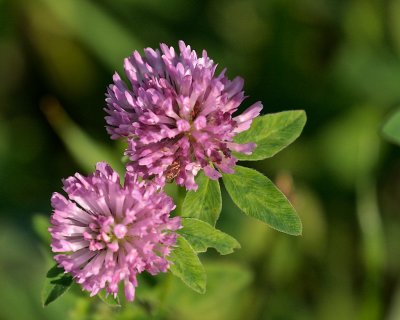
[222,166,302,235]
[382,108,400,145]
[233,110,306,161]
[32,214,51,246]
[179,218,241,255]
[98,290,121,307]
[182,172,222,226]
[42,264,73,307]
[169,236,206,294]
[46,264,65,278]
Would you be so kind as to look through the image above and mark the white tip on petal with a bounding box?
[234,102,263,124]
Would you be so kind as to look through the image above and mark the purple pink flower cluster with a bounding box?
[105,40,262,190]
[49,41,261,301]
[50,163,180,301]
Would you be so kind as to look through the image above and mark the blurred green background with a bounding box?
[2,0,400,319]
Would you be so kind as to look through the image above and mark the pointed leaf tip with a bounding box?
[42,265,73,307]
[179,218,241,255]
[222,166,302,236]
[382,108,400,145]
[98,290,121,307]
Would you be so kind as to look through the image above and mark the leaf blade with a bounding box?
[169,236,206,294]
[98,290,121,307]
[222,166,302,235]
[182,172,222,226]
[179,218,241,255]
[234,110,306,161]
[382,108,400,145]
[42,264,73,307]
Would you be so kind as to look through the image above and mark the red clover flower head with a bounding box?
[105,41,262,190]
[49,162,180,301]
